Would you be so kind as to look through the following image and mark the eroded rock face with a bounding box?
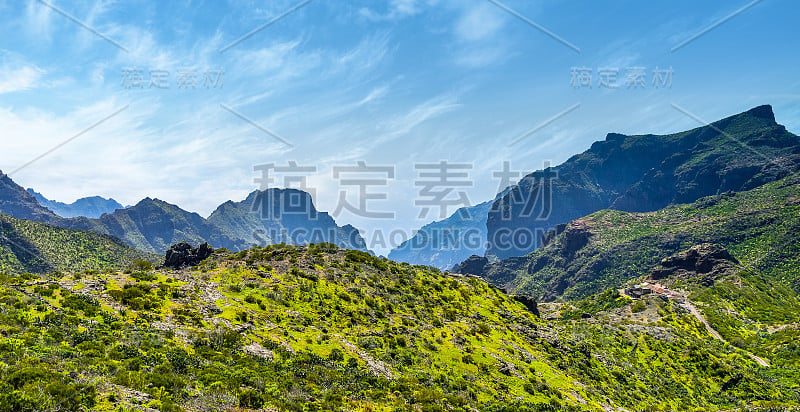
[164,242,214,269]
[453,255,489,276]
[511,295,540,317]
[648,243,739,283]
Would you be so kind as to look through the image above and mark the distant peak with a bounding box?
[744,104,775,122]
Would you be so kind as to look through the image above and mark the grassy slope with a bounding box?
[0,213,159,274]
[487,173,800,303]
[481,173,800,399]
[0,244,793,411]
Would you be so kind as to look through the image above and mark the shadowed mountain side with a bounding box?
[486,105,800,260]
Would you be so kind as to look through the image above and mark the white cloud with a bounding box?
[0,65,44,94]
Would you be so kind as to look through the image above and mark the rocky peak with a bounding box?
[744,104,775,123]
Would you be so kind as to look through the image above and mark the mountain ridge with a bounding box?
[0,173,370,255]
[0,212,159,273]
[26,188,125,218]
[484,104,800,260]
[475,171,800,302]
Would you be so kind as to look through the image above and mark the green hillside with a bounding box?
[0,213,159,274]
[483,172,800,302]
[0,244,794,411]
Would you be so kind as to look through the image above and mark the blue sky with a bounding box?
[0,0,798,255]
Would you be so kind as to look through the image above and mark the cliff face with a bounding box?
[485,105,800,260]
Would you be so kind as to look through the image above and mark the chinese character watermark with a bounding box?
[571,66,673,89]
[415,161,473,219]
[121,67,224,90]
[332,161,395,219]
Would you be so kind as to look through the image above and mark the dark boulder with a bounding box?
[164,242,214,269]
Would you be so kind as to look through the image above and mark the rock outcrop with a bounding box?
[164,242,214,269]
[648,243,739,285]
[453,255,489,276]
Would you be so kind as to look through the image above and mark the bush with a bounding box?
[108,285,161,310]
[62,293,101,316]
[131,260,154,271]
[239,389,265,409]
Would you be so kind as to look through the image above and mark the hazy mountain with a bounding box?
[388,197,497,270]
[27,188,125,218]
[208,188,370,252]
[64,198,247,255]
[0,173,370,255]
[485,105,800,259]
[0,171,61,224]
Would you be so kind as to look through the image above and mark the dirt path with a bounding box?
[624,283,771,367]
[680,300,770,367]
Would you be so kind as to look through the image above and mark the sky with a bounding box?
[0,0,798,255]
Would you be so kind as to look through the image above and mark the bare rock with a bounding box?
[164,242,214,269]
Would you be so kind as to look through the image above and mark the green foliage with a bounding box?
[631,300,646,313]
[108,284,162,310]
[0,214,159,274]
[62,292,101,316]
[496,174,800,302]
[0,244,795,411]
[561,288,631,320]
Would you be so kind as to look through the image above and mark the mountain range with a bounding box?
[26,189,125,218]
[387,196,497,270]
[385,105,800,269]
[485,105,800,260]
[0,105,798,410]
[0,173,369,255]
[466,171,800,301]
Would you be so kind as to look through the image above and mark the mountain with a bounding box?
[0,213,158,273]
[0,171,61,224]
[475,172,800,302]
[64,198,246,255]
[485,105,800,259]
[0,172,371,255]
[0,243,794,410]
[388,198,495,269]
[27,188,125,218]
[208,188,370,252]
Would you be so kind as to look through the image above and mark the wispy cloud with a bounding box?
[358,0,422,22]
[0,65,44,94]
[449,2,512,68]
[454,3,505,42]
[24,0,53,39]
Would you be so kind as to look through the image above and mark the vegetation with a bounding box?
[0,244,794,411]
[0,213,159,274]
[486,173,800,302]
